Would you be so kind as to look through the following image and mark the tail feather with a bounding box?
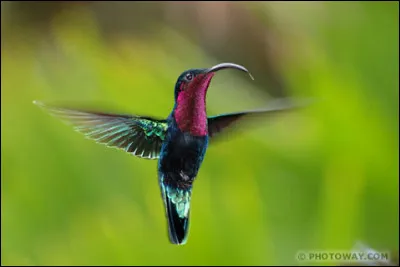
[162,185,192,245]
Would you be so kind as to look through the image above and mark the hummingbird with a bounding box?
[34,62,306,245]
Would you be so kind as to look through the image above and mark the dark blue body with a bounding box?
[157,113,208,244]
[158,115,208,184]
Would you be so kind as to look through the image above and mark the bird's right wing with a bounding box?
[207,98,314,140]
[34,101,168,159]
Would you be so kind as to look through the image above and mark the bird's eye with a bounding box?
[185,73,194,81]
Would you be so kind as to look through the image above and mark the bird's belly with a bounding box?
[158,133,208,184]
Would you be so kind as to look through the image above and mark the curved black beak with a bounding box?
[205,63,254,80]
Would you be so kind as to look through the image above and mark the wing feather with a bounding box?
[34,101,167,159]
[207,98,314,140]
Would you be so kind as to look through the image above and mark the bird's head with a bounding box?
[173,62,253,136]
[173,62,254,103]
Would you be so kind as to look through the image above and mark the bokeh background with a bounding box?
[1,1,399,266]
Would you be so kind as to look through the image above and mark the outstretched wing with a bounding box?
[34,101,167,159]
[207,98,314,139]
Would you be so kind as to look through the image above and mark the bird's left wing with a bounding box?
[34,101,167,159]
[207,98,313,140]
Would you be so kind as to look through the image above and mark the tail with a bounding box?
[161,184,192,245]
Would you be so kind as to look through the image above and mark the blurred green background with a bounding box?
[1,1,398,266]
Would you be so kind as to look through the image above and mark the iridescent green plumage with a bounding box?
[164,185,191,218]
[34,101,167,159]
